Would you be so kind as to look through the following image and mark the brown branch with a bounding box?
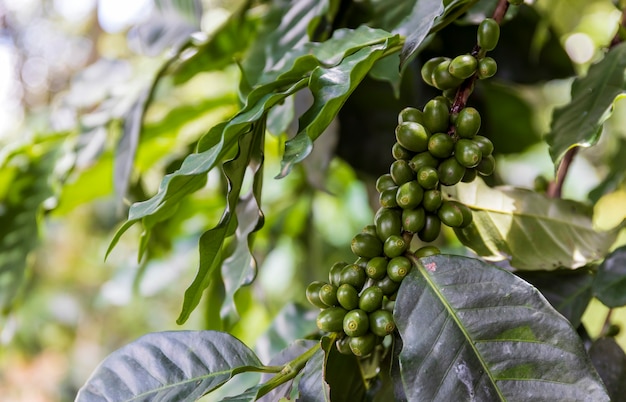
[547,147,578,198]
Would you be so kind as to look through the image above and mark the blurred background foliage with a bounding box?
[1,0,626,400]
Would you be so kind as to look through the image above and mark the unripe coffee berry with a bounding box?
[384,234,408,258]
[351,233,383,258]
[396,180,424,209]
[306,281,328,309]
[316,306,347,333]
[390,160,415,185]
[340,264,367,290]
[369,309,396,337]
[423,98,450,134]
[477,154,496,176]
[428,133,455,159]
[395,122,430,152]
[421,57,448,87]
[472,135,494,156]
[422,189,443,212]
[359,286,384,312]
[418,214,441,242]
[477,18,500,51]
[343,309,369,337]
[392,142,414,161]
[402,207,426,233]
[417,166,439,189]
[477,57,497,79]
[349,333,377,356]
[409,152,439,172]
[366,256,388,280]
[432,59,464,90]
[375,174,396,192]
[329,262,347,287]
[448,54,478,79]
[437,201,465,228]
[455,139,483,168]
[398,107,424,124]
[415,245,440,258]
[455,107,481,139]
[387,256,412,282]
[337,284,359,310]
[319,283,339,307]
[375,207,402,241]
[438,157,466,186]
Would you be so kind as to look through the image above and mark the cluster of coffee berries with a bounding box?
[307,17,500,357]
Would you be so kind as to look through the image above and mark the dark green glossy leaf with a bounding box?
[0,141,58,313]
[589,337,626,401]
[398,0,444,69]
[324,343,366,402]
[75,331,263,402]
[258,340,318,402]
[516,269,594,328]
[450,179,620,270]
[594,245,626,308]
[546,42,626,166]
[395,255,610,401]
[298,347,330,402]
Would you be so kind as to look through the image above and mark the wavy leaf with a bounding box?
[593,245,626,308]
[398,0,444,69]
[395,254,609,401]
[75,331,263,402]
[448,179,620,270]
[546,42,626,166]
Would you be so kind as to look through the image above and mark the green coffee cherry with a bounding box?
[421,57,448,87]
[449,200,473,228]
[390,160,415,185]
[340,264,367,290]
[417,166,439,190]
[472,135,494,156]
[477,57,497,79]
[316,306,347,333]
[366,256,389,280]
[387,256,412,282]
[415,245,441,258]
[349,333,377,356]
[383,234,408,258]
[361,224,378,237]
[376,174,396,192]
[306,281,328,309]
[409,151,439,172]
[398,107,424,124]
[343,309,369,337]
[329,262,347,287]
[359,286,384,312]
[319,283,339,307]
[455,107,481,139]
[438,201,465,228]
[351,233,383,258]
[402,207,426,233]
[462,167,478,183]
[396,180,424,209]
[392,142,414,161]
[448,54,478,79]
[379,187,399,208]
[375,275,401,295]
[423,98,451,134]
[438,157,466,186]
[418,214,441,242]
[432,59,464,90]
[477,154,496,176]
[428,133,455,159]
[369,309,396,337]
[422,189,443,212]
[375,208,402,241]
[337,283,360,310]
[455,139,483,168]
[478,18,500,51]
[395,122,430,152]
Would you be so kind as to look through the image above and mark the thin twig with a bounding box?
[547,147,578,198]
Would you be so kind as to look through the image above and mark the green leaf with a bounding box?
[588,337,626,401]
[593,245,626,308]
[449,179,620,270]
[589,138,626,202]
[324,345,367,402]
[395,254,610,401]
[298,348,330,402]
[546,42,626,166]
[516,269,594,328]
[0,141,58,312]
[75,331,263,402]
[278,37,401,177]
[398,0,444,69]
[177,121,264,325]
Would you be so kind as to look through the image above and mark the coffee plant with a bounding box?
[5,0,626,400]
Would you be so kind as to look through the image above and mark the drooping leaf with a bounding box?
[546,42,626,166]
[593,245,626,308]
[324,343,367,402]
[588,337,626,401]
[395,254,610,401]
[75,331,264,402]
[516,269,594,328]
[448,179,621,271]
[177,121,264,325]
[298,347,330,402]
[0,140,59,313]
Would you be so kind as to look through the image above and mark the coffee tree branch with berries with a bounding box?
[39,0,626,400]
